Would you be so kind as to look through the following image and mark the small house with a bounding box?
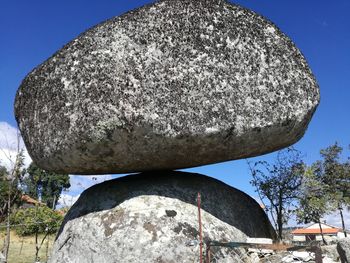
[291,222,347,242]
[20,194,44,208]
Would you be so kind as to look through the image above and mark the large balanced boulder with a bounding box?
[15,0,320,174]
[49,171,276,263]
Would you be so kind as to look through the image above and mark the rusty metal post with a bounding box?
[205,242,211,263]
[197,192,203,263]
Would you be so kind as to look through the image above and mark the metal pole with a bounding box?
[197,192,203,263]
[205,242,211,263]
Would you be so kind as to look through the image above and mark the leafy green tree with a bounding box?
[0,166,22,221]
[0,166,12,220]
[317,143,350,237]
[22,163,70,209]
[249,148,305,240]
[11,205,63,261]
[11,206,63,236]
[296,166,331,244]
[0,149,25,262]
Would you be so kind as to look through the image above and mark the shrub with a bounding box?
[11,206,63,236]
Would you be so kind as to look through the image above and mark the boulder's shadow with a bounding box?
[58,171,276,240]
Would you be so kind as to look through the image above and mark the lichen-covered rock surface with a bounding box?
[15,0,320,174]
[49,171,276,263]
[337,238,350,263]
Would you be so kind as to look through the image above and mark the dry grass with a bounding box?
[0,230,55,263]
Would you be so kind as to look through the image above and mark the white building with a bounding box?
[292,222,347,242]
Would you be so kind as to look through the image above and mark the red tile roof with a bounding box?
[292,228,340,235]
[21,194,44,206]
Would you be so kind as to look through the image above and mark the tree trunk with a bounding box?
[277,194,283,241]
[2,182,12,263]
[339,207,347,237]
[270,209,278,236]
[45,235,50,260]
[52,195,56,210]
[318,220,327,245]
[35,231,39,262]
[277,213,283,241]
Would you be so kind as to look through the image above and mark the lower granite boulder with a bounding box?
[49,171,276,263]
[338,238,350,263]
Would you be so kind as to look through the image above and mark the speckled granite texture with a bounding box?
[15,0,319,174]
[49,171,276,263]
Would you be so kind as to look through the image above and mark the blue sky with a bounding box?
[0,1,349,226]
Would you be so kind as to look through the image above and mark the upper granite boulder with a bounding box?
[15,0,320,174]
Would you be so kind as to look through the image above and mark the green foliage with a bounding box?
[319,143,350,206]
[313,143,350,235]
[11,206,63,236]
[296,166,330,224]
[0,151,25,221]
[0,149,26,263]
[22,163,70,209]
[296,143,350,240]
[296,166,336,244]
[249,147,305,240]
[0,165,9,194]
[0,184,14,220]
